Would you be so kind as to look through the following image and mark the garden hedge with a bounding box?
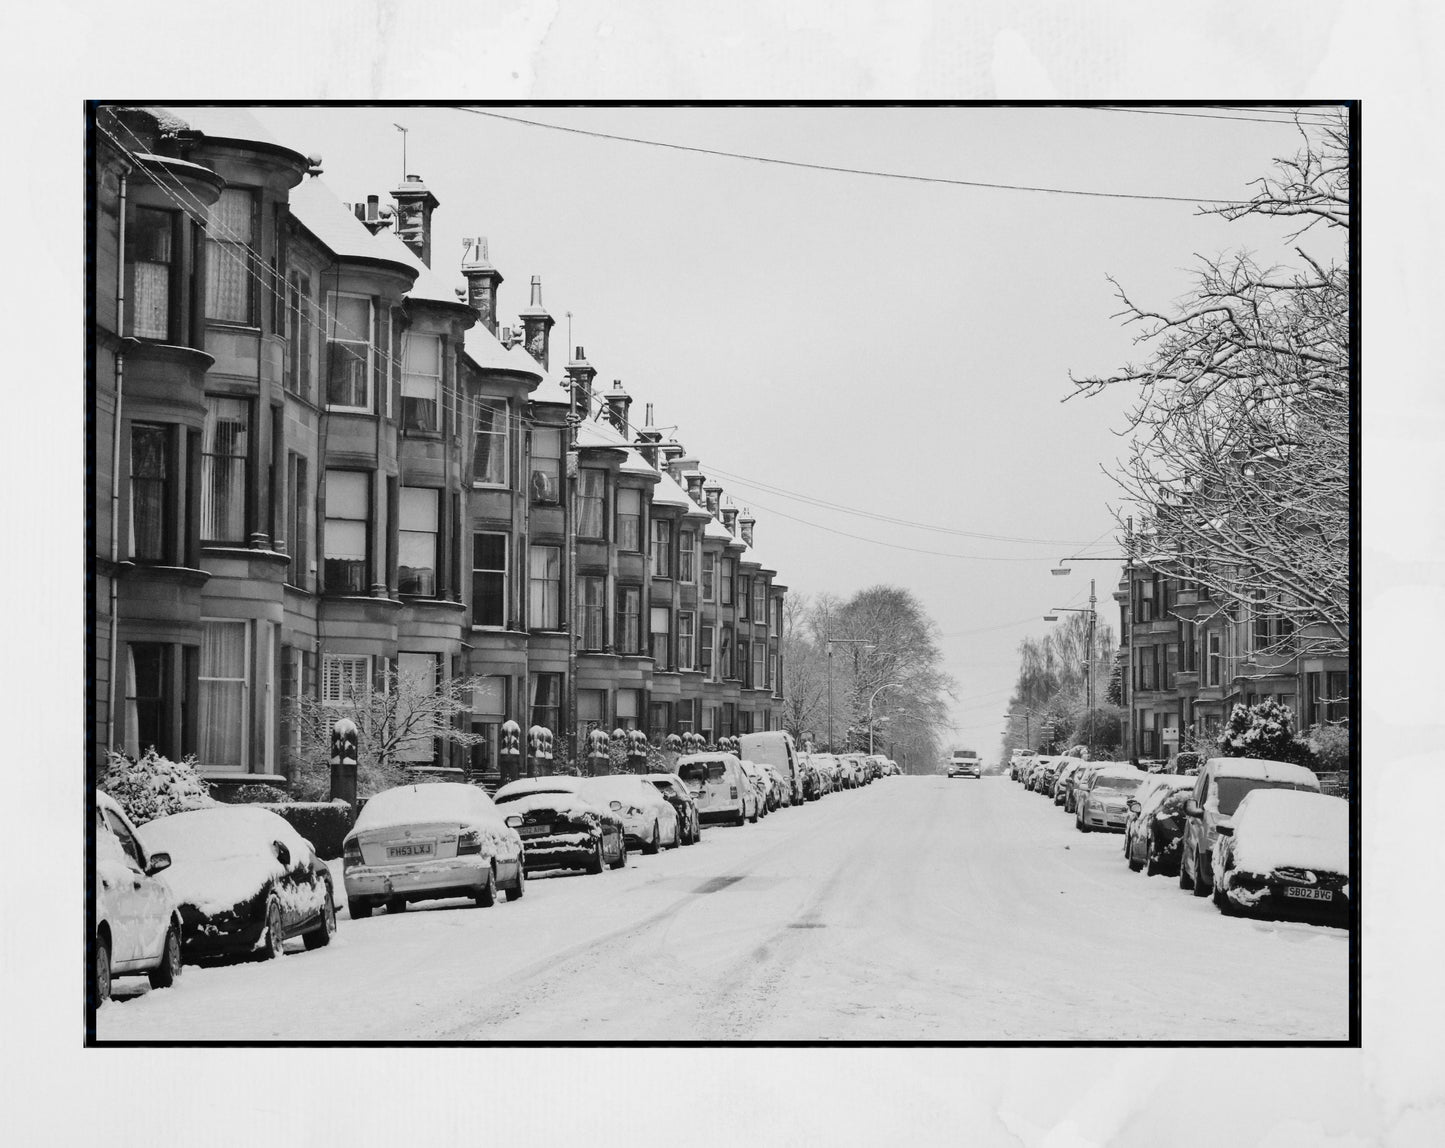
[255,800,355,860]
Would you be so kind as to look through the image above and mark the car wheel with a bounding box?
[1145,848,1160,877]
[643,820,661,854]
[668,820,682,849]
[585,836,605,875]
[387,896,408,914]
[1213,877,1232,912]
[610,836,628,870]
[304,890,337,950]
[348,898,373,919]
[258,898,286,960]
[1192,850,1211,897]
[506,861,526,901]
[93,936,112,1007]
[1127,846,1144,873]
[1179,850,1195,890]
[148,924,183,988]
[475,864,498,908]
[749,804,759,824]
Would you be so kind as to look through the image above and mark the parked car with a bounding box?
[738,731,804,806]
[1065,763,1102,813]
[799,757,825,801]
[1075,766,1147,832]
[1211,789,1349,923]
[1051,758,1087,804]
[494,776,628,873]
[94,791,185,1005]
[141,804,337,959]
[644,772,702,845]
[761,764,788,810]
[739,759,771,817]
[1124,775,1195,873]
[810,754,839,795]
[580,775,682,850]
[677,753,759,824]
[1179,758,1322,897]
[342,782,524,916]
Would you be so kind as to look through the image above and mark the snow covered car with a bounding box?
[799,757,824,801]
[738,730,804,806]
[1211,789,1349,923]
[1179,758,1322,897]
[94,791,185,1005]
[676,753,759,823]
[579,775,682,851]
[1050,758,1087,803]
[140,805,337,962]
[1124,775,1195,873]
[1065,763,1102,813]
[494,776,627,873]
[808,754,838,796]
[644,772,702,845]
[342,782,525,916]
[739,759,771,816]
[1074,766,1147,832]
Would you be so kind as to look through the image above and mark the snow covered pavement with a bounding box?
[94,776,1348,1040]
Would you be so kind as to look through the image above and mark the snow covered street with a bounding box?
[95,776,1349,1041]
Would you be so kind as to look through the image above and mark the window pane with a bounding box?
[130,424,169,561]
[205,189,254,323]
[473,399,508,485]
[531,429,561,504]
[202,397,248,542]
[578,470,605,538]
[472,533,506,627]
[399,488,438,596]
[199,620,246,768]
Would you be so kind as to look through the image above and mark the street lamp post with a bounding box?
[867,683,902,755]
[1005,710,1032,750]
[825,637,873,752]
[1044,578,1098,754]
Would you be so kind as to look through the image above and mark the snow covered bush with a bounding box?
[217,783,290,805]
[1219,700,1313,766]
[99,748,216,825]
[1305,723,1350,772]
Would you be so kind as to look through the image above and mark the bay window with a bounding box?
[651,519,672,577]
[471,532,507,628]
[323,470,370,593]
[284,270,314,400]
[616,586,641,653]
[198,619,248,769]
[578,470,606,538]
[720,559,735,606]
[530,429,562,505]
[528,545,561,628]
[700,625,715,679]
[650,607,671,665]
[616,488,642,551]
[326,293,373,411]
[679,530,696,583]
[402,333,442,431]
[205,187,256,325]
[677,612,695,671]
[129,423,172,562]
[702,552,716,602]
[398,487,439,596]
[577,576,605,650]
[473,398,509,486]
[201,396,248,543]
[125,207,176,340]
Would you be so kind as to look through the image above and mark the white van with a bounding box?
[676,753,758,825]
[737,731,802,806]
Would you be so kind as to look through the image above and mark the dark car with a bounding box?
[1125,779,1195,875]
[493,777,627,874]
[645,772,702,846]
[139,806,336,962]
[1212,789,1349,924]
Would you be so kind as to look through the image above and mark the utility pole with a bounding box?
[825,637,872,752]
[565,389,580,771]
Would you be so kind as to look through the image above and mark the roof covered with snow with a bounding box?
[463,323,541,376]
[370,227,471,310]
[162,106,309,167]
[289,177,418,276]
[650,468,696,509]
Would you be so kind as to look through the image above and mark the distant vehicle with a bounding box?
[342,782,524,916]
[644,773,702,846]
[493,776,628,874]
[94,791,184,1005]
[948,749,982,778]
[1211,789,1348,923]
[579,776,682,851]
[738,731,803,806]
[1075,766,1148,832]
[143,804,337,957]
[1179,758,1322,897]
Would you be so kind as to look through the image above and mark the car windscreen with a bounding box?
[677,763,706,782]
[1215,777,1313,817]
[1092,775,1144,793]
[651,780,678,797]
[494,787,572,804]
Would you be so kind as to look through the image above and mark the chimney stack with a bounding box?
[721,505,739,535]
[636,403,664,469]
[461,236,504,334]
[703,481,723,517]
[566,346,597,422]
[518,275,555,371]
[685,472,706,504]
[739,510,755,548]
[604,380,632,436]
[391,174,439,266]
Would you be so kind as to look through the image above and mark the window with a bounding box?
[1205,632,1222,687]
[679,530,696,583]
[720,559,735,606]
[651,519,672,577]
[617,488,642,551]
[322,653,371,705]
[577,576,605,650]
[473,398,509,486]
[205,187,255,324]
[126,207,175,340]
[721,703,736,739]
[616,689,641,731]
[129,423,171,562]
[616,586,641,653]
[702,552,716,601]
[1136,575,1155,623]
[472,533,507,627]
[772,599,783,633]
[398,488,439,596]
[720,625,734,679]
[577,470,606,538]
[529,545,561,628]
[1182,619,1196,672]
[326,293,373,411]
[649,701,671,736]
[769,650,779,694]
[739,577,751,620]
[738,710,754,735]
[577,688,606,751]
[754,580,768,623]
[284,270,314,400]
[1164,643,1178,691]
[677,612,695,671]
[396,652,440,764]
[201,396,248,543]
[1252,592,1297,652]
[650,607,670,665]
[324,470,370,593]
[530,672,562,733]
[531,428,562,505]
[402,333,442,432]
[199,619,248,769]
[125,643,169,759]
[286,454,309,590]
[700,625,714,679]
[753,641,767,690]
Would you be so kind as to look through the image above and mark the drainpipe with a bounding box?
[106,171,128,753]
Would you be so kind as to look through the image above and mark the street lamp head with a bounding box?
[1043,614,1058,622]
[1051,567,1071,576]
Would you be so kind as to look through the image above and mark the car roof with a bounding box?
[1202,757,1320,785]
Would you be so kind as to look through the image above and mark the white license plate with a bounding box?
[1283,885,1333,901]
[518,824,551,837]
[386,842,434,859]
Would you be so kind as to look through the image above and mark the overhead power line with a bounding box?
[454,107,1253,205]
[1091,105,1342,128]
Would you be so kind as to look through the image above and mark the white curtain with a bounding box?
[199,621,247,769]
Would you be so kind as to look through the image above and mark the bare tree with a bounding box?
[1070,109,1350,657]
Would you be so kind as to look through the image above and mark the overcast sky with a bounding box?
[250,103,1342,758]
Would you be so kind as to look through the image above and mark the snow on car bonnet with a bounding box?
[1231,790,1349,875]
[355,782,500,832]
[139,806,309,916]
